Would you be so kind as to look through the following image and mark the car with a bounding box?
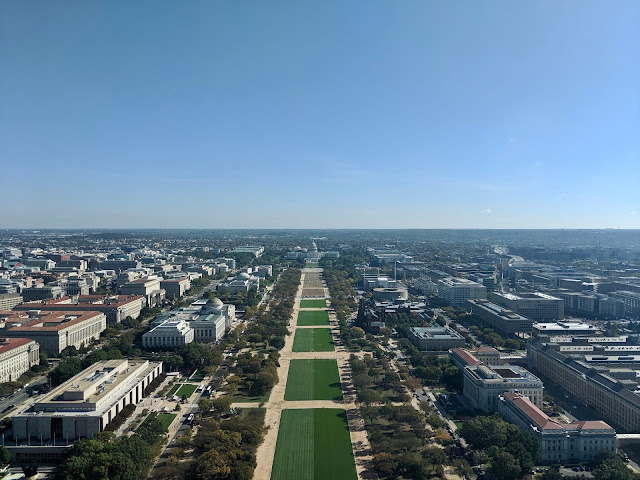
[572,466,580,471]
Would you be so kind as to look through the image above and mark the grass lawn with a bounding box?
[292,328,335,352]
[297,310,330,326]
[285,359,342,401]
[140,412,177,432]
[167,383,182,397]
[232,388,271,403]
[454,421,464,429]
[271,409,356,480]
[175,383,198,399]
[190,370,206,382]
[299,299,327,309]
[305,263,320,268]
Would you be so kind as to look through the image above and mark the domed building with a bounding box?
[217,270,260,294]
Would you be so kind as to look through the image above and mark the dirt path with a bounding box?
[246,269,377,480]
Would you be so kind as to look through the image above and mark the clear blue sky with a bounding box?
[1,1,638,229]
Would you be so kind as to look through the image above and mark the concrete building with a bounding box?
[21,285,65,302]
[22,258,56,271]
[449,347,503,370]
[160,277,190,300]
[0,293,22,310]
[491,292,564,321]
[0,338,40,383]
[413,274,438,295]
[142,319,194,349]
[610,291,640,318]
[466,298,533,336]
[438,277,486,307]
[463,363,543,411]
[15,295,146,325]
[498,392,616,465]
[533,321,598,336]
[0,310,107,355]
[99,259,141,272]
[11,359,162,461]
[372,286,408,302]
[528,340,640,433]
[119,277,165,307]
[409,326,465,351]
[229,245,264,257]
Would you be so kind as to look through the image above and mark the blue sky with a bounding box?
[1,1,638,229]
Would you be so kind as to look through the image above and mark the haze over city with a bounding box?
[1,1,639,229]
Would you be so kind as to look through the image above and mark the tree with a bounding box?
[195,450,230,480]
[487,450,521,480]
[199,398,212,414]
[0,446,10,466]
[594,458,639,480]
[541,467,563,480]
[211,396,232,414]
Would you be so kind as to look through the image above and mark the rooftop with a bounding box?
[1,310,104,332]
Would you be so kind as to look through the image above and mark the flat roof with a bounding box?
[2,310,104,332]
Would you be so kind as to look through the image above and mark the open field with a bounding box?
[301,288,325,297]
[292,328,334,352]
[284,359,342,401]
[175,383,198,398]
[297,310,330,326]
[190,370,206,382]
[299,299,327,308]
[271,409,357,480]
[232,388,271,403]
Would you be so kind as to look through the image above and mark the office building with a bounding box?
[463,364,543,411]
[438,277,486,307]
[491,292,564,321]
[160,277,190,299]
[119,277,165,307]
[529,340,640,432]
[409,326,465,351]
[15,295,146,325]
[466,299,533,335]
[21,285,65,302]
[229,245,264,257]
[1,310,107,355]
[610,291,640,318]
[498,392,616,465]
[0,293,22,310]
[0,338,40,383]
[533,321,598,336]
[413,274,438,295]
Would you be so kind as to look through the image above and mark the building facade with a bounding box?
[142,320,194,349]
[0,338,40,383]
[1,311,107,355]
[498,392,616,465]
[409,326,465,351]
[491,292,564,321]
[466,299,533,335]
[463,364,543,411]
[438,277,486,307]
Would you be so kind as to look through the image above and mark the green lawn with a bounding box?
[167,383,182,397]
[305,263,320,268]
[271,409,357,480]
[292,328,335,352]
[297,310,330,326]
[285,359,342,401]
[232,388,271,403]
[190,370,206,382]
[140,412,177,432]
[299,299,327,309]
[176,383,198,399]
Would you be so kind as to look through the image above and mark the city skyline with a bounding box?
[1,1,639,229]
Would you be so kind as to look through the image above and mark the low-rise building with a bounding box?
[466,298,533,336]
[491,292,564,321]
[0,310,107,355]
[14,295,146,325]
[437,277,486,307]
[21,285,65,302]
[11,359,163,461]
[142,319,194,349]
[463,363,543,411]
[229,245,264,257]
[119,277,165,307]
[217,272,259,294]
[498,392,616,464]
[0,293,22,310]
[0,338,40,383]
[409,326,465,351]
[160,277,190,299]
[533,321,598,336]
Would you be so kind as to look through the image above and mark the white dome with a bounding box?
[238,272,251,279]
[211,297,223,307]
